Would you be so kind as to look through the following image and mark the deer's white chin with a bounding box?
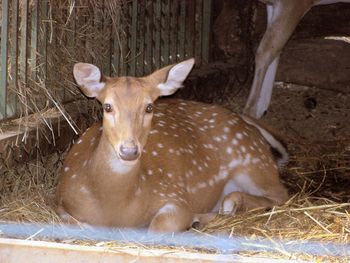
[118,158,139,166]
[109,157,139,174]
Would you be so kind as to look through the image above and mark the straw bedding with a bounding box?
[1,83,349,261]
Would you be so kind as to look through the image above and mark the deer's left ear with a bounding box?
[149,58,195,97]
[73,63,105,98]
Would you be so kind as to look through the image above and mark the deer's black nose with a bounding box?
[119,140,139,161]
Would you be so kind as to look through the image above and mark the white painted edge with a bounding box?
[0,238,305,263]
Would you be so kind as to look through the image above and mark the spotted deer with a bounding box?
[244,0,350,119]
[56,58,289,232]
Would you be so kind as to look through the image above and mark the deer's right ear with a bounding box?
[73,63,106,98]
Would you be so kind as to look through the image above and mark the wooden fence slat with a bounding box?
[195,0,203,65]
[40,0,48,81]
[0,0,10,118]
[178,0,186,62]
[129,0,138,76]
[153,0,162,69]
[30,0,39,81]
[185,0,196,60]
[169,1,178,64]
[8,0,19,118]
[202,0,212,63]
[136,0,145,76]
[144,0,153,74]
[160,0,170,66]
[112,13,121,76]
[20,0,29,89]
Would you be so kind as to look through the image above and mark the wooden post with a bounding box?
[0,0,10,118]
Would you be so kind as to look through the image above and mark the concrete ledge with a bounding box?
[0,238,301,263]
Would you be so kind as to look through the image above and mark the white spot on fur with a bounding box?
[149,130,159,134]
[223,127,230,133]
[135,188,142,196]
[209,179,215,186]
[213,136,221,142]
[228,159,242,169]
[252,158,260,164]
[80,186,89,194]
[197,182,207,189]
[77,139,83,144]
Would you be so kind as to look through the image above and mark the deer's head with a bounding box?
[73,59,194,164]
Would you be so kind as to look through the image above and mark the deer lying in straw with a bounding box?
[56,58,288,232]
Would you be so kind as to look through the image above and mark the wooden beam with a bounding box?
[0,238,299,263]
[0,0,10,118]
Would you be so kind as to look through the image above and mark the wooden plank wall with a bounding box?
[0,0,212,121]
[112,0,212,77]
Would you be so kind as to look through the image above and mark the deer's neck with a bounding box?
[89,133,141,200]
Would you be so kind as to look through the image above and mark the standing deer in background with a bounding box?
[56,58,289,232]
[244,0,350,119]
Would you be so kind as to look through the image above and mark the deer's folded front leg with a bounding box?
[149,203,194,233]
[219,191,287,215]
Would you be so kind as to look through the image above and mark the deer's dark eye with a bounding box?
[145,103,153,113]
[103,103,112,113]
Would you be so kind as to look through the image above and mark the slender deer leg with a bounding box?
[219,191,287,215]
[149,203,194,232]
[244,0,313,118]
[219,171,288,215]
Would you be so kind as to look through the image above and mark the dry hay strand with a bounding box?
[0,151,63,224]
[283,139,350,203]
[202,194,350,243]
[201,198,350,262]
